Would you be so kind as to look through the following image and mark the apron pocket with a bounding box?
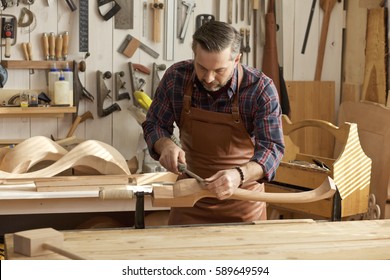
[192,120,232,155]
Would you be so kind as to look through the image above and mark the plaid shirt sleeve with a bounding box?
[245,71,285,181]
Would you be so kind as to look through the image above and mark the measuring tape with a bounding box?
[79,0,88,52]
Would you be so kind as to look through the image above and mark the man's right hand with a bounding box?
[154,137,186,174]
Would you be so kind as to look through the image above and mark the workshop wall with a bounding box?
[0,1,344,166]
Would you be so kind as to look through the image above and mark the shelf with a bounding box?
[0,106,76,118]
[1,60,74,70]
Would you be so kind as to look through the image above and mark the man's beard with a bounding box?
[201,69,235,92]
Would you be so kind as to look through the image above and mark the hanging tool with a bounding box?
[195,14,215,30]
[247,0,252,25]
[142,1,147,37]
[65,0,77,11]
[227,0,233,24]
[150,0,164,43]
[48,32,55,60]
[79,0,89,52]
[1,15,17,58]
[314,0,337,81]
[235,0,238,23]
[21,42,34,74]
[73,59,94,120]
[215,0,220,21]
[66,111,93,138]
[0,64,8,88]
[97,0,121,21]
[115,0,133,29]
[164,0,176,60]
[55,34,63,61]
[151,63,166,99]
[41,33,49,60]
[96,70,121,117]
[118,34,159,58]
[18,7,34,28]
[179,0,196,43]
[301,0,317,54]
[245,27,251,65]
[114,71,131,101]
[239,28,245,63]
[252,0,259,68]
[240,0,245,21]
[62,31,69,60]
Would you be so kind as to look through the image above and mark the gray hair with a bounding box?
[192,21,242,60]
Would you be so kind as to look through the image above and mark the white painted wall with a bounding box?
[0,0,343,162]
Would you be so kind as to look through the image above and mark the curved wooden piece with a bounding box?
[282,115,349,143]
[0,136,68,173]
[0,140,131,179]
[151,177,337,207]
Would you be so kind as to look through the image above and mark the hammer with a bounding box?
[13,228,86,259]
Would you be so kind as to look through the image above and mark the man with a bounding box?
[142,21,284,225]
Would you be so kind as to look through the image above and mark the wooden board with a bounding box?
[361,8,387,104]
[341,0,382,103]
[285,81,335,158]
[338,101,390,218]
[4,220,390,260]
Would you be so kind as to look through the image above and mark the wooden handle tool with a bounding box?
[55,34,63,61]
[48,32,56,60]
[314,0,337,80]
[41,33,49,60]
[13,228,86,259]
[62,31,69,60]
[21,43,29,60]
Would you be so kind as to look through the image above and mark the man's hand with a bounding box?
[204,169,242,200]
[205,162,264,200]
[154,137,186,173]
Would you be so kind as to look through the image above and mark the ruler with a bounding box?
[79,0,89,52]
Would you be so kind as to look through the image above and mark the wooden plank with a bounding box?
[286,81,335,158]
[361,8,387,104]
[5,220,390,259]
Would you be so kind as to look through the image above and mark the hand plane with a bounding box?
[96,70,121,117]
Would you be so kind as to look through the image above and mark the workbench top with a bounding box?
[5,219,390,260]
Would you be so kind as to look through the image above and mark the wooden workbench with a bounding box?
[4,219,390,260]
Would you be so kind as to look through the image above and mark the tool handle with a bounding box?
[48,32,56,60]
[62,31,69,60]
[5,37,11,58]
[55,34,63,61]
[42,243,85,260]
[41,33,49,60]
[21,43,29,60]
[26,42,33,60]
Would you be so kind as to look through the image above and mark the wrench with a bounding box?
[179,0,196,42]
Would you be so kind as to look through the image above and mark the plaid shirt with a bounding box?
[142,60,284,181]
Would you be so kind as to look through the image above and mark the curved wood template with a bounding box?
[0,139,131,179]
[0,136,68,173]
[100,177,337,208]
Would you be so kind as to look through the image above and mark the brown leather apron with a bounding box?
[168,65,267,225]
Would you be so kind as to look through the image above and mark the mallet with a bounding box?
[13,228,86,259]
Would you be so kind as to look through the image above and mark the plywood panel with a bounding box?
[286,81,335,158]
